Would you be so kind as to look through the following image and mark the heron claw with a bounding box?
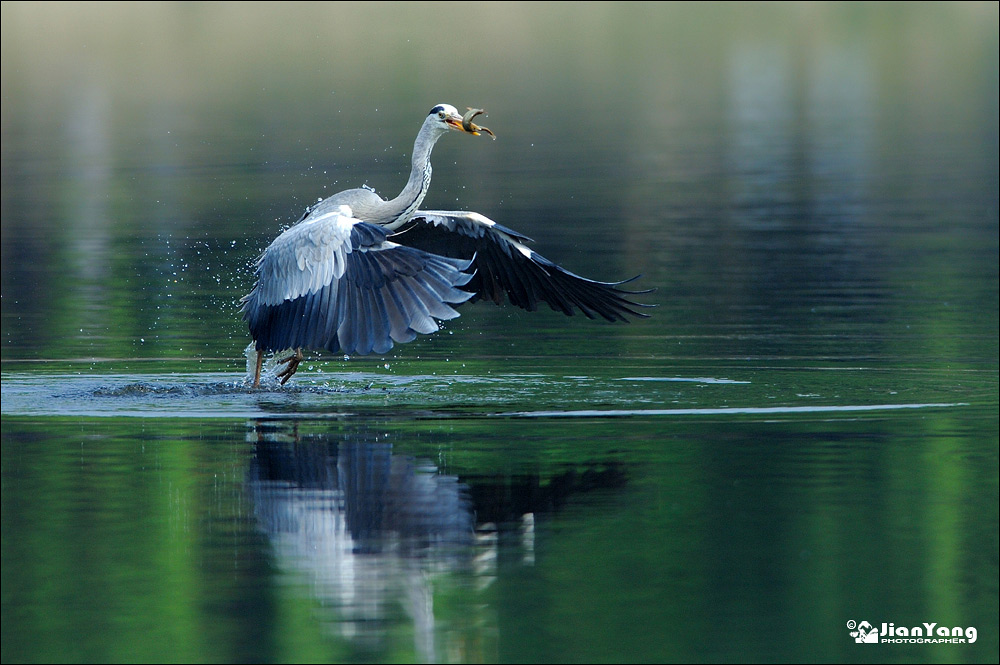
[275,349,303,385]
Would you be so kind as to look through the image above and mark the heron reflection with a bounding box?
[246,422,627,660]
[247,423,477,660]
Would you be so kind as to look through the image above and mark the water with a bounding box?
[3,407,996,663]
[2,3,998,663]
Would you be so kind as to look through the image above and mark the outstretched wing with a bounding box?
[392,211,651,322]
[242,206,473,355]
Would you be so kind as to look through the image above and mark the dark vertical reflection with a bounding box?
[242,419,631,662]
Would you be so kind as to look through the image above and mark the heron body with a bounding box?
[241,104,649,387]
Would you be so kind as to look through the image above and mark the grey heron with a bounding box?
[241,104,649,387]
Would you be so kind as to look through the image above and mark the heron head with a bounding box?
[424,104,497,139]
[427,104,467,133]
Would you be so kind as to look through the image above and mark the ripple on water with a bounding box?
[89,380,362,398]
[0,369,982,422]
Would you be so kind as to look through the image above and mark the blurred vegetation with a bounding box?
[2,2,996,372]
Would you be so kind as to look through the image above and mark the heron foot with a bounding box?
[276,349,304,385]
[252,349,264,388]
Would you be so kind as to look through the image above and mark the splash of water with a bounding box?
[244,342,292,388]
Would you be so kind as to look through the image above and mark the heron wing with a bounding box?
[393,211,652,322]
[241,206,473,355]
[247,207,358,306]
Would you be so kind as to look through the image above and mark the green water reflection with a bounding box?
[2,414,997,663]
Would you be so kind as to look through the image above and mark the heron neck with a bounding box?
[381,123,440,230]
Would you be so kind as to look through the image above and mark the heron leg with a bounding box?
[253,350,264,389]
[276,348,304,385]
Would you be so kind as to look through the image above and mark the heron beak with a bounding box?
[445,115,468,132]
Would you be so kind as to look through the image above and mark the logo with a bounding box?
[847,620,977,645]
[848,620,879,643]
